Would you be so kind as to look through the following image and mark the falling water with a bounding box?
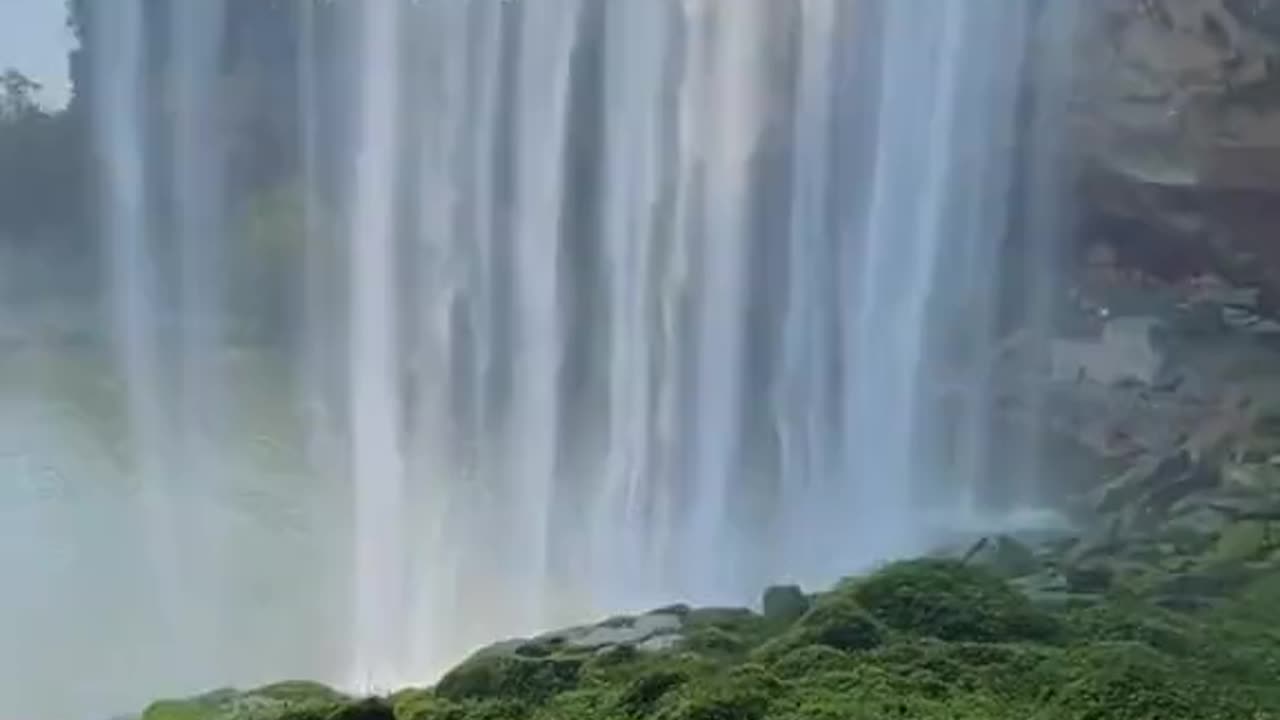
[329,0,1079,676]
[87,0,181,653]
[170,0,231,664]
[348,0,408,688]
[2,1,1080,716]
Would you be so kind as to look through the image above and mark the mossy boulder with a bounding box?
[765,644,859,679]
[434,654,582,704]
[791,596,885,653]
[680,607,774,659]
[848,559,1063,643]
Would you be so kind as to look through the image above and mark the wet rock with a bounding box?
[636,634,684,653]
[1078,0,1280,192]
[550,613,683,650]
[1050,317,1167,386]
[1093,449,1193,514]
[465,609,689,669]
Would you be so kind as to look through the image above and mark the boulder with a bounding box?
[791,597,886,653]
[545,612,682,651]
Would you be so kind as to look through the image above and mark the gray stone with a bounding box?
[1051,318,1166,386]
[636,634,684,653]
[539,612,683,651]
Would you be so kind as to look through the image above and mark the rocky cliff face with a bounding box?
[1078,0,1280,189]
[1073,0,1280,311]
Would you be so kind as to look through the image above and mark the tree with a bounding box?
[0,69,43,121]
[0,67,82,240]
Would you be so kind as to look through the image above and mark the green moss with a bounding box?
[765,645,859,679]
[682,626,745,656]
[1066,602,1198,654]
[772,665,1008,720]
[529,689,620,720]
[615,668,690,717]
[434,655,582,704]
[680,607,781,660]
[850,559,1063,643]
[142,682,355,720]
[1207,520,1272,565]
[142,692,233,720]
[655,664,781,720]
[1040,643,1255,719]
[792,596,885,652]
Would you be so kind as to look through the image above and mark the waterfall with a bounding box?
[324,0,1077,681]
[88,0,175,649]
[348,0,408,687]
[7,1,1078,715]
[171,0,231,666]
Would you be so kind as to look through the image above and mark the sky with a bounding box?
[0,0,74,109]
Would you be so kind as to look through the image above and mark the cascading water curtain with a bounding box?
[27,2,1076,715]
[317,0,1078,685]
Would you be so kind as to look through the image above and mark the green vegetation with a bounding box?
[140,558,1280,720]
[0,67,82,241]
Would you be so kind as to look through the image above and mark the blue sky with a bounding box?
[0,0,74,108]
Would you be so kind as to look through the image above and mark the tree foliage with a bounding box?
[0,68,82,241]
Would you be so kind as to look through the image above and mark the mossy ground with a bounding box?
[142,559,1280,720]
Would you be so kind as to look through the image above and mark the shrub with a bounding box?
[435,655,582,704]
[851,559,1062,643]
